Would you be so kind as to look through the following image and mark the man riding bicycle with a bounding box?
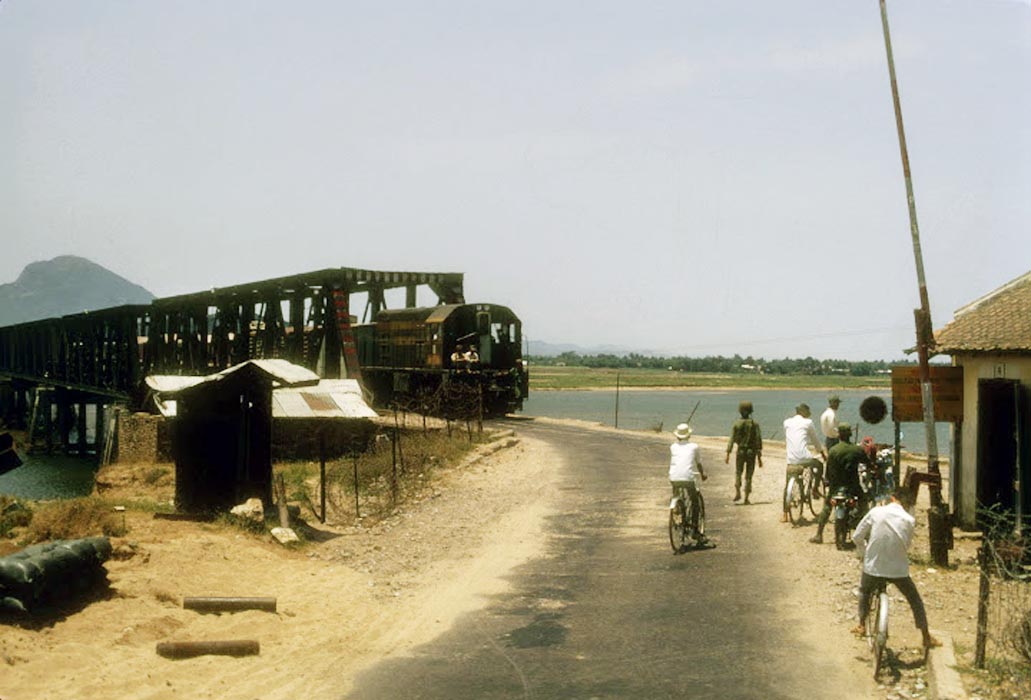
[669,423,708,545]
[782,403,827,523]
[851,488,941,654]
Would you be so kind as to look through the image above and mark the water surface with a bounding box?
[0,454,97,500]
[522,388,951,457]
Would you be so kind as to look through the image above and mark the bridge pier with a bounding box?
[0,381,117,457]
[76,401,87,455]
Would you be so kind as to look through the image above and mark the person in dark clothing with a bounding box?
[725,400,763,504]
[810,423,869,544]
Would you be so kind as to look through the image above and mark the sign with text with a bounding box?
[891,366,964,422]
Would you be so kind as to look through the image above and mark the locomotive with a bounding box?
[354,302,529,417]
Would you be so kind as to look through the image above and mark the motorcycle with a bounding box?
[829,487,861,550]
[859,438,895,509]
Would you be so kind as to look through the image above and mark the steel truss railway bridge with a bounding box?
[0,267,464,454]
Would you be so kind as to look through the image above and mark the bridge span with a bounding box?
[0,266,464,454]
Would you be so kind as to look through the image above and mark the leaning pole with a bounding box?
[878,0,950,566]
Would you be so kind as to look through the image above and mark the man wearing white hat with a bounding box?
[669,423,708,543]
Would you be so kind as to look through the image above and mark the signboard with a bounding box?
[891,366,964,422]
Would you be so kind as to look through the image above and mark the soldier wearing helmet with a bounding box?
[725,400,763,504]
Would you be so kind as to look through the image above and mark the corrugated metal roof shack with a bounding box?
[149,360,320,512]
[270,379,379,460]
[147,362,380,513]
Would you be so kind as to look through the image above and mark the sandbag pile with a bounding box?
[0,537,112,613]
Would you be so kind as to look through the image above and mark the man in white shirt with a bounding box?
[820,395,841,450]
[782,403,827,521]
[669,423,707,543]
[851,490,940,652]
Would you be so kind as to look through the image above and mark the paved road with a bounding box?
[346,420,857,699]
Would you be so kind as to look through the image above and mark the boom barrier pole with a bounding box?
[879,0,949,565]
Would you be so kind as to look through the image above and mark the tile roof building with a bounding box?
[933,270,1031,529]
[934,271,1031,355]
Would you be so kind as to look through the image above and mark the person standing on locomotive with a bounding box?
[809,423,868,545]
[450,344,466,369]
[669,423,708,544]
[725,400,762,504]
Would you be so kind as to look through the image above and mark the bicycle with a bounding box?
[864,580,890,679]
[668,484,706,553]
[784,459,822,525]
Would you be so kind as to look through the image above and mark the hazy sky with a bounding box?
[2,1,1028,361]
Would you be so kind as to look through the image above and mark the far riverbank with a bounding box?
[528,366,892,392]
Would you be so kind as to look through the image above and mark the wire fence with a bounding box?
[975,508,1031,674]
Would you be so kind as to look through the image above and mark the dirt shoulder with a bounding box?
[1,434,559,700]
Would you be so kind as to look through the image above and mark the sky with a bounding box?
[2,1,1029,361]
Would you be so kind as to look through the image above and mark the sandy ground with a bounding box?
[1,419,987,700]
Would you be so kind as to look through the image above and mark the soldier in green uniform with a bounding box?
[725,400,763,504]
[809,422,870,546]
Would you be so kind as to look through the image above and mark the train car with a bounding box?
[354,303,528,417]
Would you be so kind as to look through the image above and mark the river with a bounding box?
[0,454,98,500]
[521,388,952,458]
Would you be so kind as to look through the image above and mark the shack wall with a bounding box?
[952,354,1031,528]
[271,419,377,461]
[115,410,172,464]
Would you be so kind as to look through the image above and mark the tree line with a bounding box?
[527,352,916,377]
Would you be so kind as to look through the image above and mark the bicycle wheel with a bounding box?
[669,500,689,552]
[805,468,820,517]
[875,591,889,676]
[786,478,805,524]
[695,492,706,538]
[668,502,683,552]
[865,590,887,678]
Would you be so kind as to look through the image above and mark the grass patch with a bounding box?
[957,653,1031,700]
[1,496,33,538]
[529,366,890,391]
[142,466,170,486]
[20,496,128,544]
[276,427,485,525]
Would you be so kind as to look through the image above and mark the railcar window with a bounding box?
[477,312,490,336]
[492,322,514,344]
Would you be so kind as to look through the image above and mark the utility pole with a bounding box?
[878,0,950,565]
[614,372,620,429]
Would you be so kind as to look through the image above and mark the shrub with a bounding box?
[22,497,127,543]
[1,496,33,537]
[142,466,169,485]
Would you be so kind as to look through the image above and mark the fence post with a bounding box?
[975,544,990,668]
[352,456,360,519]
[275,472,290,528]
[393,407,406,474]
[319,428,327,524]
[391,429,399,504]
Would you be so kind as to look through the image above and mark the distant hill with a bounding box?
[0,255,155,326]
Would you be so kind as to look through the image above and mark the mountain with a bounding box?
[0,255,155,326]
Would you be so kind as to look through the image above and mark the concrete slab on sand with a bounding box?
[927,632,968,700]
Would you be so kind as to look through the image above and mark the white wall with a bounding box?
[952,354,1031,527]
